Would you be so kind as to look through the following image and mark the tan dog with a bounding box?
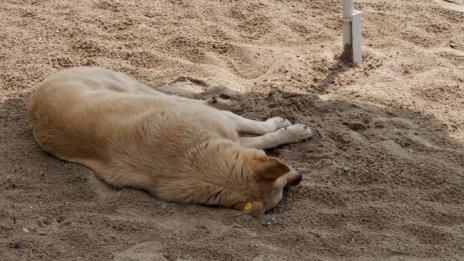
[28,67,313,217]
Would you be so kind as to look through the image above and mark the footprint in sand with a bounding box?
[438,34,464,58]
[444,0,463,4]
[430,33,464,62]
[24,215,72,235]
[434,0,464,12]
[112,241,168,261]
[449,34,464,52]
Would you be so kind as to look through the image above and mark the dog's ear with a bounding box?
[248,156,290,181]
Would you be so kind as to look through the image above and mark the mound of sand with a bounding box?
[1,0,463,260]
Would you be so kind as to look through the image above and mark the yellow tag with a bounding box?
[244,202,252,212]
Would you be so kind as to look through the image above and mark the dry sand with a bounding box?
[1,0,464,260]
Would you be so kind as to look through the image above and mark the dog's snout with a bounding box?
[286,171,302,187]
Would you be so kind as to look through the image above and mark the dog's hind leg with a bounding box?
[204,97,241,111]
[169,96,241,111]
[150,89,241,111]
[239,124,313,149]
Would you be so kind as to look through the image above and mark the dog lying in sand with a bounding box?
[28,67,313,217]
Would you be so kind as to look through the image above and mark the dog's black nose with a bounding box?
[286,172,303,187]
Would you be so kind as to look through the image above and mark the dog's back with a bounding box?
[29,67,170,162]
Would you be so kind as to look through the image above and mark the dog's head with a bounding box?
[232,155,302,217]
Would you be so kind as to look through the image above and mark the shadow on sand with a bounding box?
[1,84,463,260]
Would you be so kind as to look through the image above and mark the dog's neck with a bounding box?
[154,139,264,207]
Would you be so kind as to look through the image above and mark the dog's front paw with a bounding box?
[283,123,313,142]
[266,117,292,131]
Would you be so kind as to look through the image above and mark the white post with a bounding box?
[342,0,354,47]
[351,11,362,64]
[342,0,362,64]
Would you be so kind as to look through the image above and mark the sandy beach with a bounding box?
[1,0,463,260]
